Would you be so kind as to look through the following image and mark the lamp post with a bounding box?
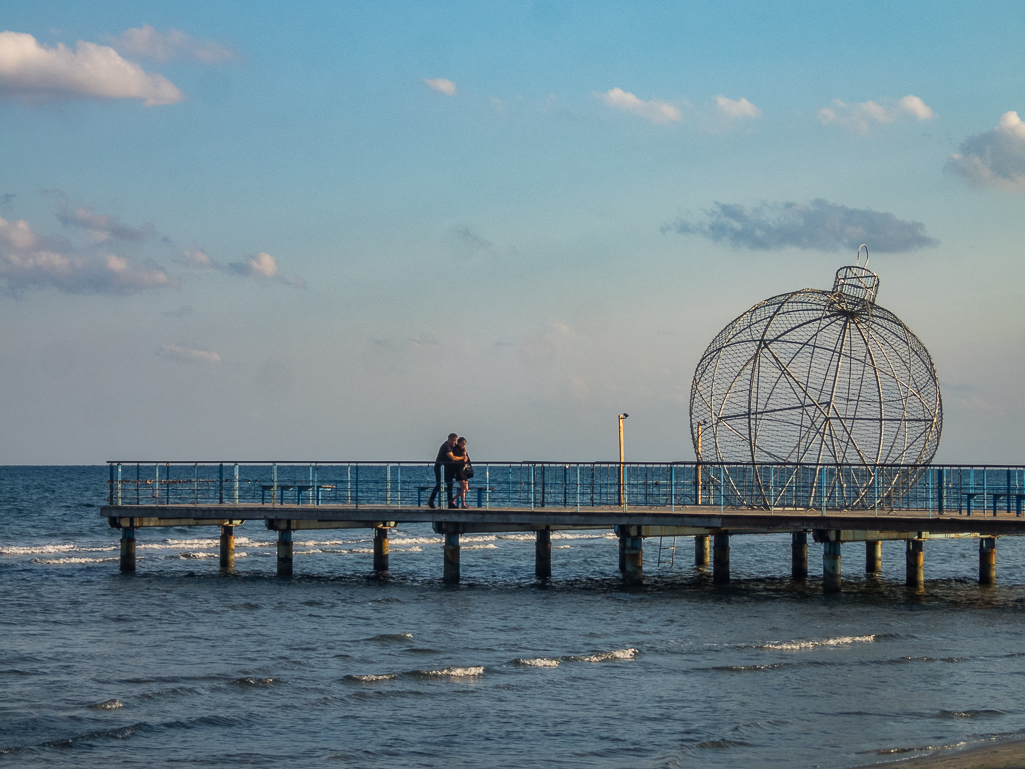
[618,413,628,506]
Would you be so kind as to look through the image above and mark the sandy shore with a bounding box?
[856,739,1025,769]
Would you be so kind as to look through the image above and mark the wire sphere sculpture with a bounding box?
[690,249,942,508]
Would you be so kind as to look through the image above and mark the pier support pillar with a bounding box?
[535,530,552,579]
[120,527,136,574]
[277,529,293,578]
[443,532,460,584]
[695,535,710,567]
[373,528,389,573]
[979,537,997,585]
[618,534,626,572]
[791,532,807,580]
[866,540,882,574]
[823,541,842,593]
[905,540,924,587]
[713,533,730,584]
[219,525,235,571]
[623,536,643,586]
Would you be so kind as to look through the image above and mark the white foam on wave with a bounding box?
[513,658,560,668]
[88,698,124,710]
[568,648,638,663]
[419,666,484,677]
[346,673,398,682]
[2,544,78,556]
[756,635,876,651]
[388,536,442,546]
[462,544,498,551]
[32,556,118,565]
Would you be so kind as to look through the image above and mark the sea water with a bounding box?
[1,465,1023,768]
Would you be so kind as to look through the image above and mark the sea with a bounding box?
[2,465,1024,768]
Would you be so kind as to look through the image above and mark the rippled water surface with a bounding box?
[2,466,1024,767]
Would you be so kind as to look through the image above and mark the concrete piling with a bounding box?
[443,531,460,583]
[618,534,626,572]
[823,541,842,593]
[535,529,552,579]
[791,532,808,580]
[866,540,882,574]
[695,534,710,567]
[277,529,293,577]
[713,533,730,584]
[219,525,234,571]
[373,527,389,573]
[979,537,997,585]
[623,536,643,586]
[905,539,924,587]
[120,527,136,573]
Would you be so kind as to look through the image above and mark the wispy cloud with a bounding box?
[0,214,175,295]
[715,95,760,120]
[664,199,938,253]
[157,343,221,364]
[599,87,682,124]
[422,77,457,96]
[109,25,239,64]
[947,111,1025,192]
[818,95,934,134]
[0,30,181,106]
[185,248,305,288]
[52,197,156,242]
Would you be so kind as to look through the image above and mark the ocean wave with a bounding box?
[88,698,124,710]
[2,543,78,556]
[462,544,498,551]
[512,658,560,667]
[876,740,968,756]
[231,677,276,687]
[345,673,398,682]
[936,709,1005,719]
[367,633,413,642]
[32,556,118,565]
[409,666,484,678]
[388,536,442,546]
[566,648,638,663]
[697,738,752,749]
[753,635,875,651]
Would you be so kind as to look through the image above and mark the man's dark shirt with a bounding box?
[435,442,452,467]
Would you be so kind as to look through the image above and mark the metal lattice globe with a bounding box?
[690,260,942,507]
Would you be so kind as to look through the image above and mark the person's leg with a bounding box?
[445,475,455,508]
[460,480,469,507]
[428,464,442,507]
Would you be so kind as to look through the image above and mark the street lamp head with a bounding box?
[619,413,629,419]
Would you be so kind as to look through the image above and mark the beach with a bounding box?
[859,739,1025,769]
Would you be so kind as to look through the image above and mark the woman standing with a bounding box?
[452,437,472,509]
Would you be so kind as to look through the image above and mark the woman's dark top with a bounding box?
[451,446,470,481]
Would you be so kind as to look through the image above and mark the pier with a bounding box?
[101,461,1025,591]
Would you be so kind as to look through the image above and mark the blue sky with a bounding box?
[1,1,1023,464]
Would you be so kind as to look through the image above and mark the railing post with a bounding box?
[354,463,359,510]
[116,463,122,506]
[272,463,277,508]
[154,463,160,506]
[108,463,114,506]
[233,463,239,504]
[194,462,198,505]
[219,463,224,504]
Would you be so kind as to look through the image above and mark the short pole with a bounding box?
[695,534,710,567]
[120,527,136,574]
[905,539,924,587]
[277,529,293,577]
[866,540,882,573]
[373,527,389,573]
[791,531,808,580]
[219,525,235,570]
[979,537,997,585]
[443,531,460,583]
[713,533,730,584]
[823,541,842,593]
[535,529,552,579]
[624,536,643,586]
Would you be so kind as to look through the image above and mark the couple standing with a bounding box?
[428,433,473,509]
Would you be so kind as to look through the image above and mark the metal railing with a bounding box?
[105,461,1025,516]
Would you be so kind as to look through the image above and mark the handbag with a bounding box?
[462,463,475,479]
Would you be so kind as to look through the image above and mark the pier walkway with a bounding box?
[100,460,1025,591]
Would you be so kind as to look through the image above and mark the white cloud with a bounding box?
[0,30,182,106]
[422,78,457,96]
[0,215,175,295]
[227,251,305,287]
[599,87,682,124]
[157,343,221,364]
[182,247,211,266]
[111,25,238,64]
[715,95,761,120]
[818,94,934,133]
[947,111,1025,192]
[55,202,155,242]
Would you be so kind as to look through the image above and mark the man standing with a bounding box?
[428,433,459,509]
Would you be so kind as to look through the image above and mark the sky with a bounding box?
[0,1,1023,465]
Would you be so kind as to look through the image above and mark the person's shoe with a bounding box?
[447,503,457,509]
[427,500,436,509]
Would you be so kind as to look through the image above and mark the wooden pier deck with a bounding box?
[100,501,1025,590]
